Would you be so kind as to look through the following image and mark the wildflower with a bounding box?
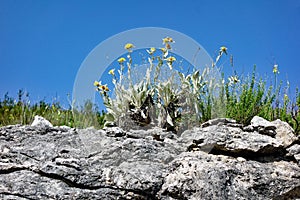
[124,43,134,51]
[94,81,100,87]
[220,46,227,55]
[94,80,109,93]
[166,56,176,70]
[162,37,174,44]
[147,47,156,55]
[108,69,115,76]
[160,47,167,53]
[150,47,156,52]
[228,75,240,85]
[166,56,176,62]
[101,85,109,92]
[118,57,126,63]
[273,64,279,74]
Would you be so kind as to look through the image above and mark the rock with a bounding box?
[104,126,126,137]
[250,116,276,137]
[181,125,285,162]
[31,115,53,128]
[272,119,298,147]
[287,144,300,164]
[0,117,300,199]
[251,116,274,128]
[159,151,300,200]
[201,118,238,128]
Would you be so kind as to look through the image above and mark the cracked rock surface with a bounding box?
[0,116,300,199]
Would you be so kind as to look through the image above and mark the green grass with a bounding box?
[224,66,300,134]
[1,81,299,135]
[0,90,105,129]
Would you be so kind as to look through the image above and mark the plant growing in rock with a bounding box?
[93,38,300,135]
[94,38,226,132]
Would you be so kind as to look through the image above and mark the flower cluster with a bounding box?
[94,81,109,94]
[118,57,126,64]
[124,43,134,52]
[162,37,175,50]
[165,56,176,70]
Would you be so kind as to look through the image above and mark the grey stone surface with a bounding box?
[272,119,298,147]
[31,115,53,128]
[248,116,277,137]
[0,116,300,199]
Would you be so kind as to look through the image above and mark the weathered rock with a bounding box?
[248,116,277,137]
[201,118,239,128]
[287,144,300,164]
[159,151,300,200]
[181,124,285,162]
[31,115,53,128]
[0,116,299,199]
[272,119,298,147]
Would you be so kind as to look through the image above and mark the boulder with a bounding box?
[246,116,277,137]
[272,119,298,147]
[0,116,299,199]
[31,115,53,128]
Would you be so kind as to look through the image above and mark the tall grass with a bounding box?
[0,90,105,128]
[222,65,300,134]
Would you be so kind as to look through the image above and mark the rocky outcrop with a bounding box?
[0,116,300,199]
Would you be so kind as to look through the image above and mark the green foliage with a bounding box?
[0,90,105,128]
[223,64,300,134]
[94,38,300,135]
[225,66,275,124]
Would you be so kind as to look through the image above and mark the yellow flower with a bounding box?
[108,69,115,76]
[124,43,134,51]
[147,47,156,55]
[101,85,109,91]
[166,56,176,70]
[118,57,126,63]
[273,64,279,74]
[160,48,167,53]
[162,37,174,44]
[94,81,100,87]
[220,46,227,55]
[150,47,156,52]
[166,56,176,62]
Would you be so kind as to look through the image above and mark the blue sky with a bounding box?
[1,0,300,108]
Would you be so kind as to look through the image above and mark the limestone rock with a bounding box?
[31,115,53,128]
[249,116,276,137]
[287,144,300,164]
[272,119,298,147]
[0,116,299,199]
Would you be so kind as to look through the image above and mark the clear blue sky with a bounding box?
[1,0,300,108]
